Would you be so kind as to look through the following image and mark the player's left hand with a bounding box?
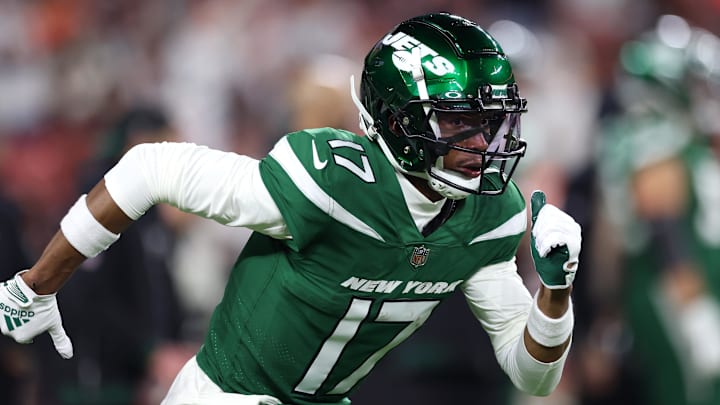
[530,190,582,289]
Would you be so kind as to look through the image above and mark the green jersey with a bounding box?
[599,114,720,405]
[196,128,525,405]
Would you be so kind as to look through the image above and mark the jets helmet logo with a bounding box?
[382,32,454,76]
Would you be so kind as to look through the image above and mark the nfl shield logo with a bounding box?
[410,245,430,268]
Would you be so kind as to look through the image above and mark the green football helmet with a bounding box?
[616,14,720,136]
[350,12,527,199]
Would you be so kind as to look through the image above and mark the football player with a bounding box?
[1,13,581,405]
[597,14,720,405]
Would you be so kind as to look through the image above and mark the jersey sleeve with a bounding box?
[104,142,289,238]
[461,258,569,395]
[461,258,531,357]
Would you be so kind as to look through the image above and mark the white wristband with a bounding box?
[60,194,120,258]
[526,291,574,348]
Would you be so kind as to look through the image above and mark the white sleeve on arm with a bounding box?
[461,258,570,396]
[103,142,290,238]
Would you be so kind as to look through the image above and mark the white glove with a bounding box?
[530,190,582,289]
[0,271,73,359]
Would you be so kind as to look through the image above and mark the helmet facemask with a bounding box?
[392,91,527,199]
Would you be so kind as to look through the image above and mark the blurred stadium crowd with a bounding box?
[0,0,719,404]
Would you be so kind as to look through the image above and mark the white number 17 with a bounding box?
[294,298,440,396]
[328,140,376,183]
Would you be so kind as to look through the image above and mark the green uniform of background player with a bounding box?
[597,15,720,405]
[1,13,583,405]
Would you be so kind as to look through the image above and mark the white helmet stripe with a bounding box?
[411,51,441,140]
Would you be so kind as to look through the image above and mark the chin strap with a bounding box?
[427,172,473,200]
[349,75,378,140]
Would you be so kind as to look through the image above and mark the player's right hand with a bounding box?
[0,271,73,359]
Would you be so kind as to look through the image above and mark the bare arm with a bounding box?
[21,180,133,294]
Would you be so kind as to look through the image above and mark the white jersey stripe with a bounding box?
[269,137,385,242]
[469,209,527,244]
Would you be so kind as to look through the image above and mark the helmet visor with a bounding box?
[429,110,524,159]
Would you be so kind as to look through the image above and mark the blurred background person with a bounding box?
[0,177,34,405]
[596,14,720,405]
[487,1,650,403]
[29,105,187,405]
